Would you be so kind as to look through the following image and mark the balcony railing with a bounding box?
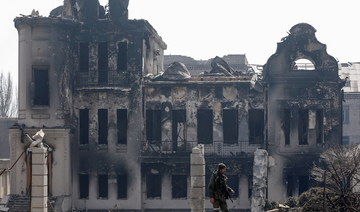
[141,140,264,157]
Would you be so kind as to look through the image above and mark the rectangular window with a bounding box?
[98,174,108,198]
[98,42,108,83]
[227,175,239,198]
[79,109,89,145]
[283,109,291,145]
[298,109,309,145]
[223,109,238,144]
[172,175,187,199]
[342,136,350,145]
[79,42,89,72]
[146,110,162,142]
[316,109,324,144]
[343,105,349,124]
[117,41,128,71]
[79,173,89,199]
[298,176,309,195]
[197,109,213,144]
[117,109,127,145]
[172,110,186,151]
[146,173,161,198]
[98,109,108,145]
[249,109,264,144]
[33,68,49,106]
[117,174,127,199]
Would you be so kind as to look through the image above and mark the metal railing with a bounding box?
[142,140,264,157]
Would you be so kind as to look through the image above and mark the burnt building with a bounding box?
[8,0,343,211]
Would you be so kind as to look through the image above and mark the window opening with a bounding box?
[79,42,89,72]
[117,174,127,199]
[316,109,324,144]
[79,173,89,199]
[146,110,162,142]
[117,41,128,71]
[298,109,309,145]
[117,109,127,144]
[146,173,161,198]
[98,109,108,145]
[79,109,89,145]
[33,68,49,106]
[98,42,108,83]
[284,109,291,145]
[98,174,108,198]
[292,59,315,70]
[249,109,264,144]
[223,109,238,144]
[197,109,213,144]
[172,110,186,151]
[172,175,187,198]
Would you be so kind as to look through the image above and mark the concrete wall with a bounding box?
[343,93,360,144]
[0,159,10,199]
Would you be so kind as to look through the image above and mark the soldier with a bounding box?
[208,163,234,212]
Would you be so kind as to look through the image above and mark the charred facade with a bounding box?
[9,1,343,211]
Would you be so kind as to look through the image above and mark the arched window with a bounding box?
[292,59,315,70]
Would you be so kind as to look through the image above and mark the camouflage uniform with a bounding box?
[208,170,233,212]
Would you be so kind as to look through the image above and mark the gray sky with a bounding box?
[1,0,360,82]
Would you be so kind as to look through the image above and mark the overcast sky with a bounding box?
[1,0,360,82]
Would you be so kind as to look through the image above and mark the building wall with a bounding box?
[342,93,360,145]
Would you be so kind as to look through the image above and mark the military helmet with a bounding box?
[218,163,227,170]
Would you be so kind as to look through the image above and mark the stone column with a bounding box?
[31,146,48,212]
[190,144,205,212]
[251,149,269,212]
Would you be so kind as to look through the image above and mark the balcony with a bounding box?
[141,140,264,158]
[74,70,130,88]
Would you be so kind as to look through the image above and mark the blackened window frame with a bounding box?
[298,109,309,145]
